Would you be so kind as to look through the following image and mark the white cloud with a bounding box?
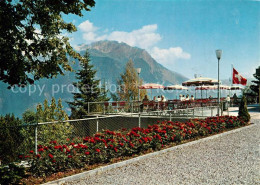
[77,20,191,66]
[150,47,191,68]
[78,20,98,33]
[78,21,161,49]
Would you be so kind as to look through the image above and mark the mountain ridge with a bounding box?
[0,40,188,117]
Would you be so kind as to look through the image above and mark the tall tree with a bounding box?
[0,0,95,87]
[249,66,260,102]
[67,51,109,118]
[115,59,146,101]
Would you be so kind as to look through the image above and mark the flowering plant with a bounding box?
[21,116,246,176]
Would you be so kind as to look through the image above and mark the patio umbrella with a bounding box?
[139,83,164,99]
[229,85,244,97]
[195,86,215,99]
[183,77,219,99]
[164,84,188,90]
[195,85,230,98]
[164,85,188,100]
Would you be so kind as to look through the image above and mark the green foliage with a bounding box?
[115,59,146,101]
[238,96,251,122]
[0,114,24,164]
[22,109,37,124]
[26,116,246,177]
[247,66,260,103]
[0,163,26,185]
[0,0,95,87]
[68,51,109,118]
[35,97,72,144]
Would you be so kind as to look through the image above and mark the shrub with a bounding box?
[238,95,251,122]
[23,116,247,177]
[0,114,24,164]
[0,163,26,185]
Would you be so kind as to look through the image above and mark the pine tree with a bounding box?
[238,95,251,122]
[68,51,109,118]
[249,66,260,103]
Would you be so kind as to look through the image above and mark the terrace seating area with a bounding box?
[101,98,226,114]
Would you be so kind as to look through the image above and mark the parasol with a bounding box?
[183,77,219,99]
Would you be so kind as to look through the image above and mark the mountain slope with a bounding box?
[79,40,188,85]
[0,40,188,117]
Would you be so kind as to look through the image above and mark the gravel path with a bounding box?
[65,114,260,185]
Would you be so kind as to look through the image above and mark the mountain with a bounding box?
[0,40,188,117]
[78,41,188,85]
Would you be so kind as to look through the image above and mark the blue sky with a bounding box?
[64,0,259,81]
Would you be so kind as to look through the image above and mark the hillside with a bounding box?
[0,41,188,117]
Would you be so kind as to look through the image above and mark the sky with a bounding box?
[64,0,259,81]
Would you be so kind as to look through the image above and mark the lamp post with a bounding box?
[136,68,141,101]
[215,49,222,115]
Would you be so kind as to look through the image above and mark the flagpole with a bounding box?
[230,64,233,97]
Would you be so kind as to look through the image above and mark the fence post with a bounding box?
[138,113,141,128]
[35,123,38,155]
[131,101,133,114]
[96,116,99,132]
[88,102,90,114]
[170,111,172,121]
[221,103,223,116]
[211,107,213,117]
[193,108,195,118]
[202,107,203,117]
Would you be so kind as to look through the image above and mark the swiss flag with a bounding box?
[233,68,247,85]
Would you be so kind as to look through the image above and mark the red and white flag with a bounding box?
[232,68,247,85]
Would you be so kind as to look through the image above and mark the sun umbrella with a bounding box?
[164,85,188,100]
[182,77,219,86]
[139,83,164,99]
[183,77,219,99]
[195,85,230,98]
[164,84,188,90]
[139,83,164,89]
[230,85,243,90]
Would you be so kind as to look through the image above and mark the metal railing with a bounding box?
[0,105,223,165]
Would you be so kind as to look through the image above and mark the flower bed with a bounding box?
[20,116,247,181]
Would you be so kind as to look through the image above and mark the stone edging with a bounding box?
[43,124,255,185]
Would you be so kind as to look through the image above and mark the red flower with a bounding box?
[48,154,54,159]
[52,160,56,163]
[130,143,134,148]
[18,155,23,159]
[114,148,118,152]
[85,151,90,155]
[38,148,44,152]
[96,149,101,153]
[36,154,41,159]
[68,155,72,158]
[29,150,34,154]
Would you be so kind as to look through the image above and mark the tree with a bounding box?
[249,66,260,103]
[0,0,95,87]
[238,95,250,122]
[115,59,146,101]
[67,51,109,118]
[0,114,24,164]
